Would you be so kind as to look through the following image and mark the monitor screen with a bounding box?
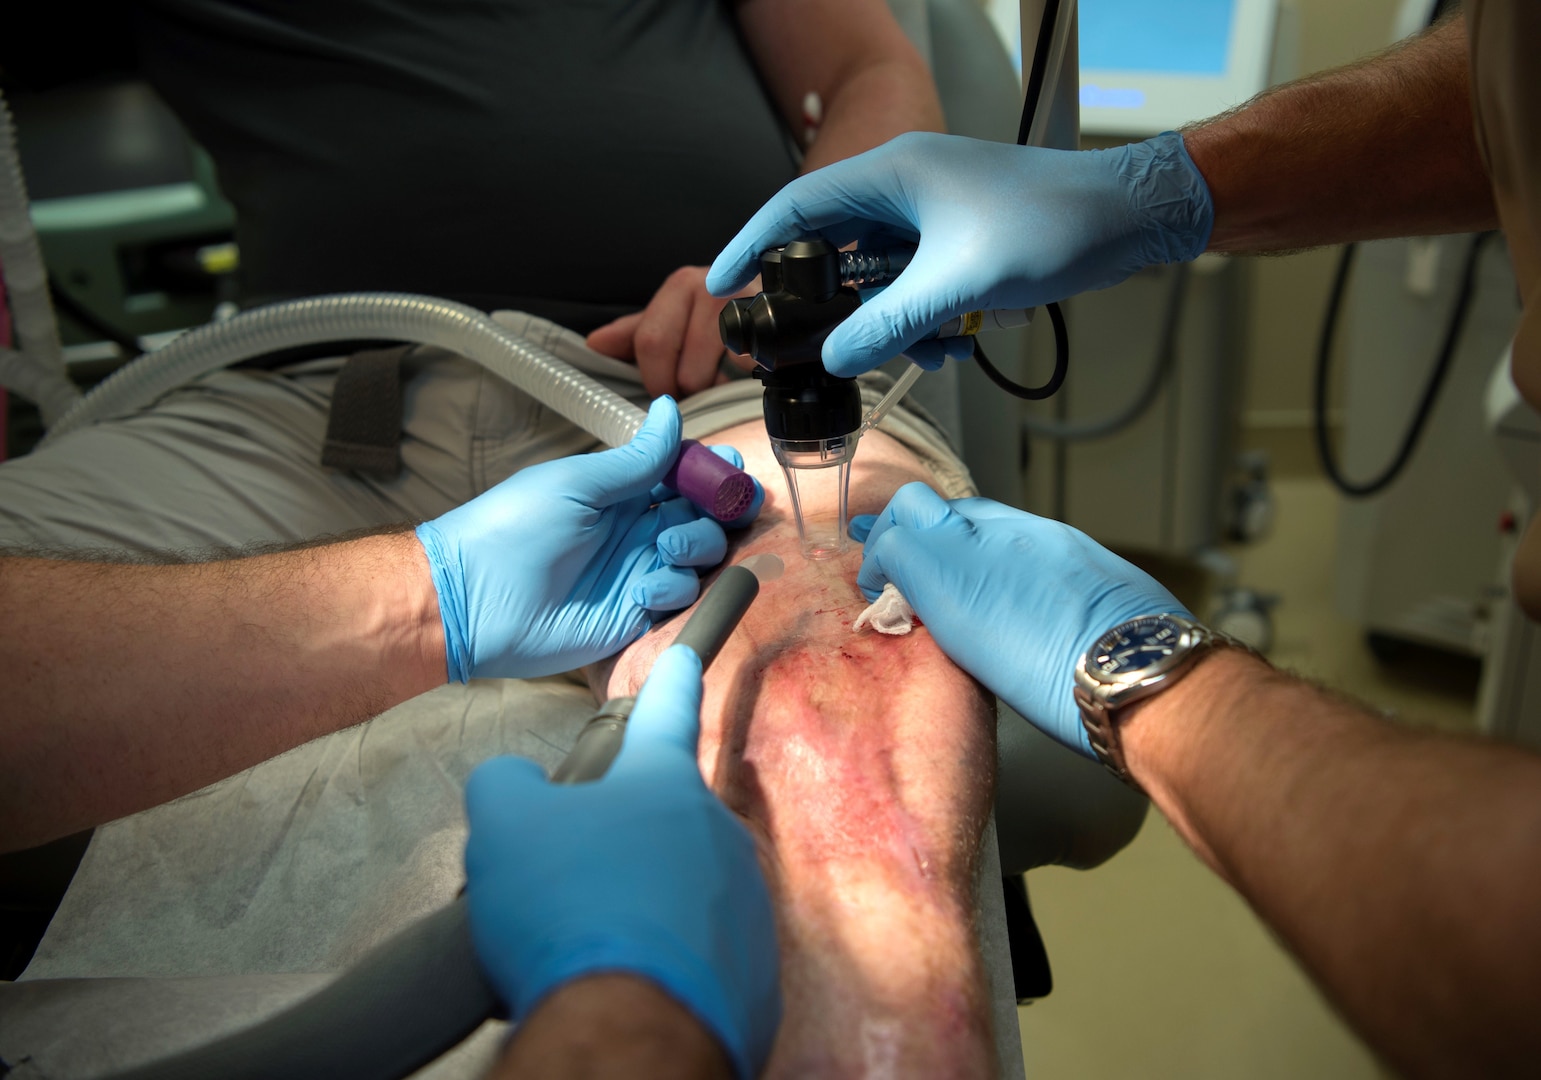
[1078,0,1279,136]
[1081,0,1235,75]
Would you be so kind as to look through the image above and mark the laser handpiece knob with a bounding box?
[720,300,752,357]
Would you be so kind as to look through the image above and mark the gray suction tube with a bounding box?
[104,899,495,1080]
[0,90,79,423]
[93,563,767,1080]
[548,563,763,787]
[673,564,760,669]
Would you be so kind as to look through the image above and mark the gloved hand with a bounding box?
[852,483,1189,755]
[464,645,781,1080]
[416,397,761,681]
[706,130,1212,377]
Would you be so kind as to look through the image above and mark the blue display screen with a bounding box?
[1080,0,1236,75]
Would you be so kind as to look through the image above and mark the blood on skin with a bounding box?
[600,530,989,892]
[586,419,999,1077]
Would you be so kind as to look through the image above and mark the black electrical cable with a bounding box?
[1313,231,1494,498]
[969,0,1073,403]
[974,301,1068,400]
[965,301,1068,400]
[1016,0,1062,147]
[1021,263,1190,438]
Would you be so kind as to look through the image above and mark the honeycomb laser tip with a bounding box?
[667,439,758,523]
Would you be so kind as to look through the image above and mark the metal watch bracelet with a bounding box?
[1074,617,1259,792]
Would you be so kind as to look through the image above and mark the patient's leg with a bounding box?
[594,422,998,1077]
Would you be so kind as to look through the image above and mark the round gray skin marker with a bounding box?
[738,552,785,583]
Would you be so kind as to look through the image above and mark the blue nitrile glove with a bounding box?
[707,130,1212,377]
[851,483,1189,756]
[849,281,974,372]
[416,397,761,681]
[464,645,781,1080]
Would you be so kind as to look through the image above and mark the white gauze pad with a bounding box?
[853,582,915,636]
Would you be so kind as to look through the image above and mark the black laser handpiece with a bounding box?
[548,555,782,785]
[718,240,1031,372]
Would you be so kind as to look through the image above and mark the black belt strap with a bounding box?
[321,345,411,478]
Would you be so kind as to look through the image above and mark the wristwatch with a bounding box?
[1074,612,1245,790]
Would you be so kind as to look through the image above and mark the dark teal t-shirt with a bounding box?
[136,0,799,330]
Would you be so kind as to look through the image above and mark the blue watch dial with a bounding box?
[1088,614,1187,679]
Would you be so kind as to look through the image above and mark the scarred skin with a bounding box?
[591,420,998,1078]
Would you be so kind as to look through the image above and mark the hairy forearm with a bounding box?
[0,533,444,850]
[1185,14,1496,253]
[1124,650,1541,1076]
[737,0,945,174]
[490,975,731,1080]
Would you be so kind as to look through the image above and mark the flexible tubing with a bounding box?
[44,293,646,448]
[673,563,761,668]
[1313,233,1493,497]
[1019,263,1189,441]
[550,561,766,784]
[860,364,925,434]
[549,702,634,783]
[102,899,497,1080]
[0,90,79,424]
[0,346,79,427]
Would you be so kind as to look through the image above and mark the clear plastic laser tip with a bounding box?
[771,436,854,561]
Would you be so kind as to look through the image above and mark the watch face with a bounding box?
[1086,614,1192,685]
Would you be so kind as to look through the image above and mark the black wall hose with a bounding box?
[1313,232,1494,498]
[91,562,768,1080]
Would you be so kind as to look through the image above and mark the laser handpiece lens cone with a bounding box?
[719,238,864,560]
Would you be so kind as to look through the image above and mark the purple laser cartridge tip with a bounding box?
[666,439,758,523]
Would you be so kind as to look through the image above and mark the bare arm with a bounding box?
[1186,13,1497,253]
[1123,649,1541,1076]
[488,975,732,1080]
[0,533,443,851]
[587,0,945,396]
[735,0,945,171]
[1,401,716,852]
